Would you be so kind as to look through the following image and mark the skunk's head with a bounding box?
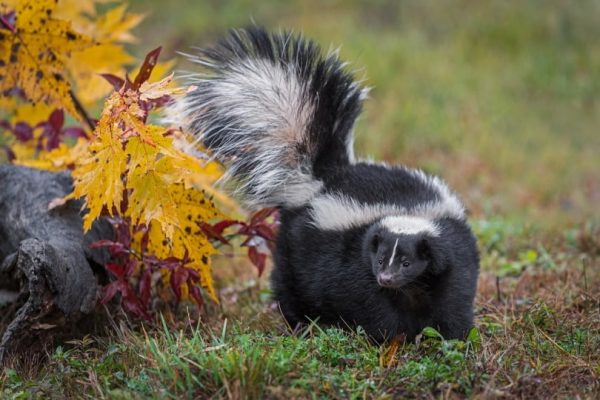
[365,216,441,289]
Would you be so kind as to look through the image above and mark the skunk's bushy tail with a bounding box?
[166,27,367,209]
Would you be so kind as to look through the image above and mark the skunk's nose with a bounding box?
[377,273,394,287]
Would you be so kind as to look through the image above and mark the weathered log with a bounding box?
[0,165,111,363]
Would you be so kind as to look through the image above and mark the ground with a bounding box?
[1,0,599,398]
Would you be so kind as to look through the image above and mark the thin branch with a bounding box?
[69,90,96,132]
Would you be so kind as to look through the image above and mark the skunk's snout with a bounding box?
[377,272,395,287]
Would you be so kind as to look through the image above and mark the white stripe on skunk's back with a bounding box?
[308,168,465,231]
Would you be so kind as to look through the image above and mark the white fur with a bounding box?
[309,195,408,231]
[380,215,439,236]
[345,161,466,220]
[389,238,399,266]
[406,168,465,219]
[309,184,464,232]
[345,132,356,164]
[166,57,323,209]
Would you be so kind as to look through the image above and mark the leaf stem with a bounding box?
[69,90,95,132]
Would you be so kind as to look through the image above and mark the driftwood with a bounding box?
[0,165,112,363]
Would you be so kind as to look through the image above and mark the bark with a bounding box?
[0,165,111,363]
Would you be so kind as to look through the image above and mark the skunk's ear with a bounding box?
[418,237,449,274]
[416,238,432,261]
[371,233,380,252]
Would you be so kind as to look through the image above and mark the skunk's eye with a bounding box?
[371,234,379,252]
[378,258,384,265]
[402,261,410,268]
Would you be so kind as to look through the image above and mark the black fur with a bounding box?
[271,164,479,342]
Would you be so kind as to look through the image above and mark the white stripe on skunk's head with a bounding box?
[379,215,440,237]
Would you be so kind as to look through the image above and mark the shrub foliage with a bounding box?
[0,0,275,318]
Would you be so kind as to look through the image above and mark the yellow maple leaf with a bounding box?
[144,224,218,303]
[122,122,224,303]
[7,141,35,161]
[122,115,178,153]
[0,96,16,114]
[124,132,225,234]
[52,0,110,23]
[167,185,221,302]
[173,152,234,205]
[68,73,184,231]
[141,185,221,302]
[0,0,96,119]
[65,2,144,105]
[65,50,231,304]
[68,112,127,230]
[126,155,180,237]
[11,103,53,125]
[123,125,223,303]
[171,181,224,228]
[1,1,145,109]
[68,44,135,105]
[15,138,88,172]
[0,0,18,10]
[90,3,144,43]
[139,73,182,101]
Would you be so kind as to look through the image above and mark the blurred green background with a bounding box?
[130,0,599,227]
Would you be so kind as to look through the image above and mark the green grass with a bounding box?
[0,323,478,399]
[1,221,599,398]
[2,1,600,398]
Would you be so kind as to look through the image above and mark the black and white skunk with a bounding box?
[167,27,480,342]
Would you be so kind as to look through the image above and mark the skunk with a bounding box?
[167,27,480,342]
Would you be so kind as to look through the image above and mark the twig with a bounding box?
[69,90,96,132]
[581,256,588,292]
[496,276,502,302]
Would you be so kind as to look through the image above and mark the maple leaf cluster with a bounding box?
[201,208,279,276]
[67,48,232,310]
[0,0,94,119]
[92,206,278,319]
[0,0,147,164]
[0,0,279,319]
[0,0,143,117]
